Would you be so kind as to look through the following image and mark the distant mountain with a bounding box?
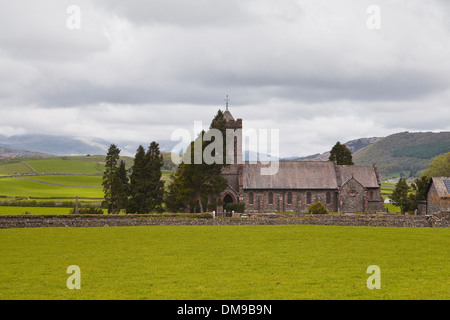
[295,137,383,162]
[0,134,180,158]
[0,146,52,159]
[352,131,450,175]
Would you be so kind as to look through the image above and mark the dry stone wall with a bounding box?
[0,213,449,229]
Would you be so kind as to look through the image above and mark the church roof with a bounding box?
[242,161,381,190]
[337,165,380,188]
[242,161,338,189]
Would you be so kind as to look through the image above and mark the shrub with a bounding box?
[70,206,104,214]
[308,202,328,214]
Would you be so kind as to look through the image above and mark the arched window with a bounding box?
[248,192,254,205]
[326,192,331,205]
[369,190,374,200]
[306,191,312,205]
[287,192,292,205]
[268,192,274,205]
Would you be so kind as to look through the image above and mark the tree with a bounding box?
[422,152,450,177]
[102,144,121,214]
[115,160,129,212]
[167,110,228,213]
[329,141,354,165]
[390,178,414,213]
[408,175,430,210]
[127,145,147,213]
[146,141,165,213]
[127,142,164,213]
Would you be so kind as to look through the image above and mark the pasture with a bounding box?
[0,225,448,300]
[0,177,104,199]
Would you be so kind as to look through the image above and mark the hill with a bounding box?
[0,146,52,160]
[295,137,383,161]
[0,134,180,157]
[352,131,450,175]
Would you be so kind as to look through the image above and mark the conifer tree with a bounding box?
[115,160,129,213]
[127,142,164,213]
[127,145,147,213]
[167,110,228,213]
[390,178,414,213]
[102,144,121,214]
[146,141,164,213]
[329,141,354,165]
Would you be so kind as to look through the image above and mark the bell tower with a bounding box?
[222,95,242,165]
[219,96,243,215]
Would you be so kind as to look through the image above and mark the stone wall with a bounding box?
[244,189,338,213]
[1,212,449,229]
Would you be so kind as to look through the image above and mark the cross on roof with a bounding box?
[224,95,230,111]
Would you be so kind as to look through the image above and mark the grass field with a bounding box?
[0,162,35,176]
[0,225,448,300]
[26,175,103,187]
[0,177,104,198]
[25,158,105,175]
[0,206,107,215]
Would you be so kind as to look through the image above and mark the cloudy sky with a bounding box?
[1,0,449,158]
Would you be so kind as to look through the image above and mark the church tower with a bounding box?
[223,95,242,165]
[219,96,243,215]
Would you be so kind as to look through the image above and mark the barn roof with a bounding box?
[429,177,450,198]
[337,165,380,188]
[242,161,338,189]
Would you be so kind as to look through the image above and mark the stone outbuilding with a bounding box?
[426,177,450,215]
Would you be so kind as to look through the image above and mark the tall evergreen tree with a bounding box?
[115,160,129,213]
[127,142,164,213]
[146,141,165,213]
[102,144,121,214]
[167,110,228,213]
[329,141,354,165]
[127,145,147,213]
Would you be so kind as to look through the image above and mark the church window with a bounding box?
[268,192,274,205]
[287,192,292,205]
[369,190,374,200]
[306,191,312,205]
[248,192,254,205]
[326,192,331,205]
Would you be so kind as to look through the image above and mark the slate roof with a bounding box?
[242,161,381,190]
[337,165,380,188]
[430,177,450,198]
[242,161,338,189]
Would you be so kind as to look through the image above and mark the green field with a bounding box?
[0,162,35,176]
[0,206,75,215]
[0,206,108,215]
[25,175,103,187]
[25,158,105,174]
[0,177,103,198]
[0,225,448,300]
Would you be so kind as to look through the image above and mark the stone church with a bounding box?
[219,107,385,214]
